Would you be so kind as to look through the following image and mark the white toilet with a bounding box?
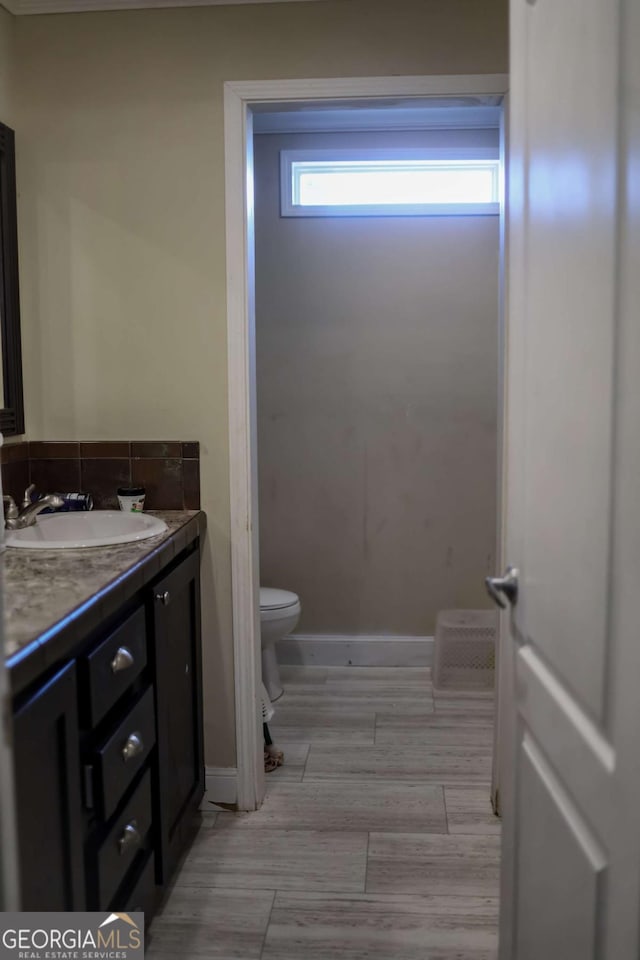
[260,587,301,702]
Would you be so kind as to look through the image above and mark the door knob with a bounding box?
[485,566,519,609]
[118,820,142,855]
[122,732,145,762]
[155,590,170,606]
[110,646,135,674]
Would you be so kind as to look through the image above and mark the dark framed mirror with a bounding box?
[0,122,24,436]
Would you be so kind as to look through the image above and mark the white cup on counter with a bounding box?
[117,485,146,513]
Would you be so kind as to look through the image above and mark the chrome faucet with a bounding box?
[3,484,64,530]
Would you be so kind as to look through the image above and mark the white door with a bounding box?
[498,0,640,956]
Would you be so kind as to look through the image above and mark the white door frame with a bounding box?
[224,72,509,811]
[491,92,510,815]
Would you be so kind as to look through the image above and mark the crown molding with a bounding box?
[1,0,331,14]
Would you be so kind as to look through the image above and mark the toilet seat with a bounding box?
[260,587,299,611]
[259,587,302,701]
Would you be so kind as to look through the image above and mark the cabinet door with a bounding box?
[152,548,204,880]
[13,662,85,910]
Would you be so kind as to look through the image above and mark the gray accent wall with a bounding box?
[255,129,499,638]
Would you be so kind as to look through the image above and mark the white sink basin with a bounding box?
[5,510,168,550]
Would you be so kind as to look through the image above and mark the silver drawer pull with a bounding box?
[110,646,135,674]
[122,732,144,763]
[118,820,142,855]
[155,590,170,606]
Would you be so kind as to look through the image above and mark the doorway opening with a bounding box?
[223,74,509,814]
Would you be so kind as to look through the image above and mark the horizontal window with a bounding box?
[281,149,500,218]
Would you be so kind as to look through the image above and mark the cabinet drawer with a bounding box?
[98,770,153,908]
[113,853,157,918]
[83,606,147,726]
[95,686,156,820]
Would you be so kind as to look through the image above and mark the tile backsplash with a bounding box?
[1,441,200,511]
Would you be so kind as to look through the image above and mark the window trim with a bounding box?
[280,147,500,218]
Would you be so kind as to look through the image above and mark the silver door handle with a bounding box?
[155,590,170,606]
[485,566,519,609]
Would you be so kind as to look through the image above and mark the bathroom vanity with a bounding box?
[3,510,206,918]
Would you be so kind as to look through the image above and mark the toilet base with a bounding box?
[262,644,284,703]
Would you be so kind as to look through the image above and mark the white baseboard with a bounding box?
[202,767,238,808]
[277,634,434,667]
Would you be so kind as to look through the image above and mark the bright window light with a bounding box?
[281,149,500,217]
[295,160,498,206]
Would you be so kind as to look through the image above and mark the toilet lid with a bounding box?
[260,587,299,611]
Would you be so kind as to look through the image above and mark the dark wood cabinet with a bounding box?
[152,549,204,881]
[13,662,85,910]
[12,540,204,920]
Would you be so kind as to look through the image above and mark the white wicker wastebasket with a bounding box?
[433,609,497,691]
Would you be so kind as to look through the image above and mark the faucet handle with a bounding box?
[3,495,19,520]
[22,483,36,510]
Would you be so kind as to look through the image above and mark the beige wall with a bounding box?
[255,129,499,637]
[12,0,508,768]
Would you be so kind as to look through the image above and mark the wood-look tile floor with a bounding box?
[147,666,500,960]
